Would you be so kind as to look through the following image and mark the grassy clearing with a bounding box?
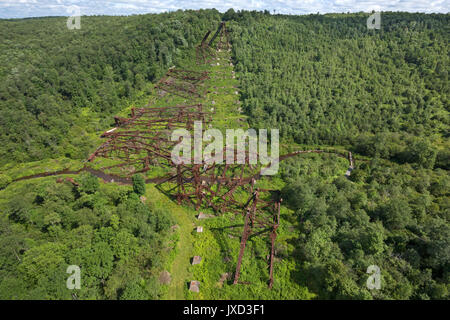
[142,184,198,299]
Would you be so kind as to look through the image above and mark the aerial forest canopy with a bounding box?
[224,11,449,300]
[0,10,448,300]
[226,11,449,169]
[0,10,221,163]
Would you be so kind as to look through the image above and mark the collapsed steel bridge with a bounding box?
[87,24,288,288]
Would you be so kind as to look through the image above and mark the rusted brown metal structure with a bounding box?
[88,66,212,175]
[167,68,209,83]
[232,181,282,288]
[159,148,258,210]
[155,146,282,288]
[209,21,230,51]
[196,21,231,65]
[88,103,211,175]
[196,30,215,65]
[86,25,358,288]
[155,68,209,99]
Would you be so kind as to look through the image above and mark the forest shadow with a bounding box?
[286,236,324,299]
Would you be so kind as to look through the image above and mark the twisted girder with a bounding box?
[167,68,209,83]
[196,44,216,64]
[87,45,282,288]
[87,103,211,174]
[233,184,282,287]
[163,160,281,288]
[155,68,209,99]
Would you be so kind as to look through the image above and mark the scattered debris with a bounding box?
[197,226,203,233]
[189,280,200,293]
[197,212,213,219]
[159,271,171,285]
[218,272,231,286]
[65,177,79,187]
[192,256,202,265]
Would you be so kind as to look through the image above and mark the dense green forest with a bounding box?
[280,157,449,299]
[0,10,448,300]
[225,11,449,299]
[0,173,175,299]
[228,11,449,169]
[0,10,221,163]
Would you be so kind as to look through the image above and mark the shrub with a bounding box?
[132,174,146,196]
[0,174,12,189]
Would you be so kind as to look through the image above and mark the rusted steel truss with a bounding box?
[156,148,281,288]
[195,21,230,65]
[196,31,216,65]
[164,149,259,212]
[216,22,231,51]
[87,43,282,289]
[88,103,211,175]
[233,183,282,288]
[208,22,231,51]
[155,69,209,99]
[167,68,209,83]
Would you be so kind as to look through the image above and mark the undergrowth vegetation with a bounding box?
[0,10,448,300]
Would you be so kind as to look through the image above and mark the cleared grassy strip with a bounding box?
[143,184,198,300]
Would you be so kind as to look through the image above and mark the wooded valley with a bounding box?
[0,10,448,300]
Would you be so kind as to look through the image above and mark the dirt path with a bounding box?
[11,166,170,185]
[166,208,195,300]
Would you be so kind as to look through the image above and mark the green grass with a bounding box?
[0,158,84,181]
[142,184,199,299]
